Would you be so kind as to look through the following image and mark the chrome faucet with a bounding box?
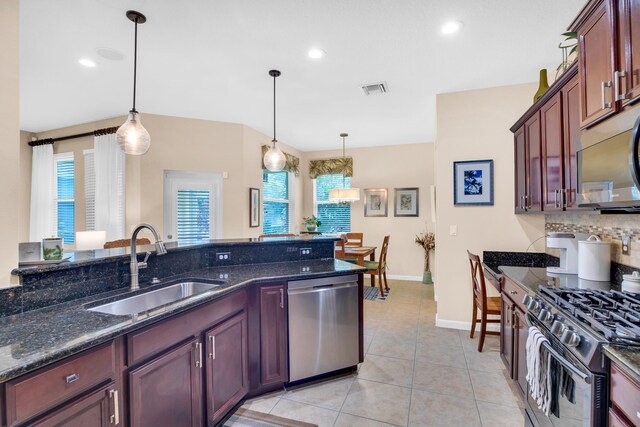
[130,223,167,291]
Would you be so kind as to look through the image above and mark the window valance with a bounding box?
[261,145,300,176]
[309,157,353,179]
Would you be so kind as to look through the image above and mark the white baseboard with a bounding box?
[435,314,500,333]
[386,275,423,281]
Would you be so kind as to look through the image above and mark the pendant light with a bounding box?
[329,133,360,203]
[263,69,287,171]
[116,10,151,155]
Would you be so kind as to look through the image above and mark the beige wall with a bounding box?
[0,0,21,286]
[302,143,435,278]
[434,83,546,328]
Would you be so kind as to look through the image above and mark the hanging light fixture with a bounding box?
[116,10,151,155]
[329,133,360,203]
[263,69,287,171]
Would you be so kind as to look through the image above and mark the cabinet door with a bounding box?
[129,338,202,427]
[514,126,528,214]
[260,284,288,385]
[541,92,565,212]
[619,0,640,104]
[205,311,249,426]
[31,383,118,427]
[562,75,583,209]
[525,112,543,212]
[500,295,514,377]
[514,308,529,398]
[578,0,619,127]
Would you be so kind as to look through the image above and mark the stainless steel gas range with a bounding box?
[523,286,640,427]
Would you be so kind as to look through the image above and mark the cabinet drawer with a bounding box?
[127,289,247,366]
[610,362,640,427]
[5,341,116,426]
[502,278,527,312]
[610,408,633,427]
[484,269,501,292]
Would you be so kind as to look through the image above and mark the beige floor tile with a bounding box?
[412,362,474,399]
[341,379,411,426]
[240,390,282,413]
[417,327,463,347]
[469,369,523,408]
[283,375,354,411]
[376,328,418,342]
[464,348,505,372]
[334,413,397,427]
[368,335,417,360]
[269,399,338,427]
[461,332,501,353]
[364,334,374,353]
[414,341,467,369]
[476,401,525,427]
[409,389,481,427]
[357,354,414,387]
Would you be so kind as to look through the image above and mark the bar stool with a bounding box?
[467,250,501,352]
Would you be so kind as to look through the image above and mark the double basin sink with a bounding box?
[87,279,225,316]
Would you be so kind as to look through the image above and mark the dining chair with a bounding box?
[104,238,151,249]
[467,250,501,352]
[345,232,363,247]
[259,233,295,238]
[334,235,347,259]
[364,235,390,297]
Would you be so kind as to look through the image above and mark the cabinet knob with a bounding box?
[509,290,518,295]
[65,373,79,384]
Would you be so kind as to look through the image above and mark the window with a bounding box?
[177,190,211,241]
[314,174,351,233]
[53,153,75,244]
[263,170,291,235]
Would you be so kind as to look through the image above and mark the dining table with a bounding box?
[344,245,377,286]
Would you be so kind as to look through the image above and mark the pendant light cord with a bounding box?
[132,18,138,112]
[342,135,346,188]
[273,73,277,142]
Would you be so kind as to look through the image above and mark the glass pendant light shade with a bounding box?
[116,111,151,155]
[328,187,361,203]
[263,140,287,171]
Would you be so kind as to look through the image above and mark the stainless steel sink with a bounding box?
[87,281,221,315]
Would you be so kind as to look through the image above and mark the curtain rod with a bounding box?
[28,126,119,147]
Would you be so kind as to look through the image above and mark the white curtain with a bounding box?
[29,144,55,241]
[94,134,126,241]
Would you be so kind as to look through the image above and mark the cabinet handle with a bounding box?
[554,189,559,208]
[195,342,203,368]
[209,335,215,360]
[65,373,79,384]
[636,411,639,419]
[562,189,568,208]
[509,290,518,295]
[280,288,284,309]
[601,81,613,109]
[109,389,120,425]
[614,71,627,101]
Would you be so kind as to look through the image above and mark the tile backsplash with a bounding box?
[545,214,640,269]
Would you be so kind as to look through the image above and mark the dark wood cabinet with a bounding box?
[514,307,529,398]
[259,284,288,386]
[525,112,543,212]
[514,127,528,213]
[577,0,619,127]
[30,383,118,427]
[129,338,203,427]
[609,362,640,427]
[205,311,249,426]
[562,75,583,209]
[500,294,514,376]
[541,92,565,212]
[618,0,640,105]
[500,277,529,399]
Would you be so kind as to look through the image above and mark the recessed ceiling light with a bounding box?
[441,21,462,35]
[78,58,96,68]
[308,48,326,59]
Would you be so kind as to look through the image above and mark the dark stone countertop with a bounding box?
[603,345,640,384]
[0,258,365,383]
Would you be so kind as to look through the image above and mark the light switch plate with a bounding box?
[449,225,458,236]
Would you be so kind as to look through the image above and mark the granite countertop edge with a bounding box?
[603,345,640,384]
[0,259,365,383]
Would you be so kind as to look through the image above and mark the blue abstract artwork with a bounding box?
[464,170,483,195]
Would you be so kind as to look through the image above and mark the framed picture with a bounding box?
[364,188,388,217]
[249,188,260,228]
[394,188,419,217]
[453,159,494,206]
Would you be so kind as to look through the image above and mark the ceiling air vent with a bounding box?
[361,81,389,96]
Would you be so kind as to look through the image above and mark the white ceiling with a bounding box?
[20,0,585,151]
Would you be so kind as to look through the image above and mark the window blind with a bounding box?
[314,174,351,233]
[177,190,211,242]
[83,150,95,231]
[263,171,290,235]
[54,154,75,244]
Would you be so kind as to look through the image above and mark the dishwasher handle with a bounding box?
[288,281,357,295]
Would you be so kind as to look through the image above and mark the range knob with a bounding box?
[550,320,566,336]
[526,298,541,313]
[560,329,581,347]
[538,309,553,325]
[522,295,533,306]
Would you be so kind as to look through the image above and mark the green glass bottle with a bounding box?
[534,69,549,103]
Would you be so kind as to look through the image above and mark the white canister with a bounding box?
[578,235,611,281]
[622,271,640,293]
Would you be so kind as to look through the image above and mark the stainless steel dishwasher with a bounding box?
[287,274,359,382]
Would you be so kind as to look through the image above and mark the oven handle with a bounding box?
[629,115,640,192]
[524,313,591,385]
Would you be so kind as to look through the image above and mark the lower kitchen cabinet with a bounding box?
[259,284,288,386]
[30,383,119,427]
[514,307,528,397]
[205,310,249,426]
[500,277,529,399]
[500,294,514,374]
[609,361,640,427]
[129,338,203,427]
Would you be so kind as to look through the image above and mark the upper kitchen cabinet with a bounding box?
[562,75,583,209]
[514,127,528,214]
[617,0,640,104]
[525,113,543,213]
[541,92,565,212]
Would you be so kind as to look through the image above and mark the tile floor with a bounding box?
[232,280,524,427]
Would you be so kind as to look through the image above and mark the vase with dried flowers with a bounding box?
[415,231,435,284]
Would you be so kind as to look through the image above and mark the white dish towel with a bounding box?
[525,326,552,416]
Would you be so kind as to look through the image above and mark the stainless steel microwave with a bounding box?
[577,115,640,210]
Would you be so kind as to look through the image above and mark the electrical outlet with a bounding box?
[300,266,311,273]
[300,248,312,256]
[216,252,231,261]
[622,235,630,255]
[218,273,229,279]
